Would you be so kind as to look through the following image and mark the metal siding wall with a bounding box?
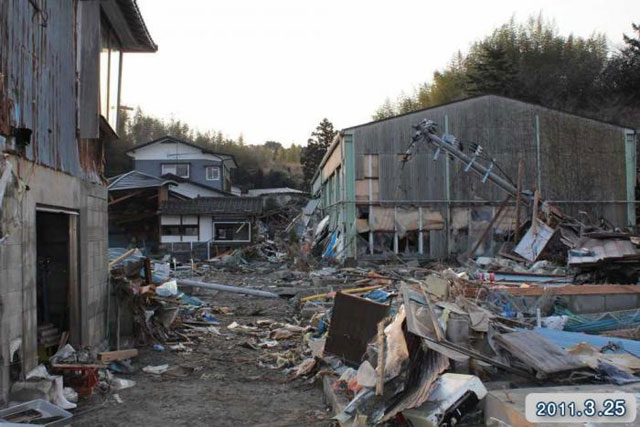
[133,159,224,191]
[78,0,100,139]
[350,96,628,225]
[1,0,83,176]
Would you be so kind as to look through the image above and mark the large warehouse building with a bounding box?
[313,95,637,262]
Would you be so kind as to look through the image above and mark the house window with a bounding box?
[182,224,199,236]
[206,166,220,181]
[213,221,251,242]
[161,225,181,236]
[162,163,190,178]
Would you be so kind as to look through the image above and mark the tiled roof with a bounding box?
[159,197,263,216]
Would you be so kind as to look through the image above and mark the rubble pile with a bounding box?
[283,260,640,425]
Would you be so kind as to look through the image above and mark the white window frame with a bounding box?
[206,166,221,181]
[162,163,190,178]
[212,221,251,243]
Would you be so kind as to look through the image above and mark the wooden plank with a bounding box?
[108,189,146,206]
[470,195,511,258]
[376,321,385,396]
[108,248,137,268]
[98,348,139,362]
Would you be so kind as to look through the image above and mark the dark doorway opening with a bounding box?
[36,211,76,357]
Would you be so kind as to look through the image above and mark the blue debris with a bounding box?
[152,344,165,352]
[203,313,220,324]
[364,289,391,303]
[108,359,135,374]
[180,294,204,306]
[532,327,640,358]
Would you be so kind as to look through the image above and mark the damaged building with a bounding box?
[0,0,156,404]
[313,95,637,262]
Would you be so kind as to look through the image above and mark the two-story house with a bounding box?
[0,0,156,404]
[125,136,238,196]
[108,136,262,259]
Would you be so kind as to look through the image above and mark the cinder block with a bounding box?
[0,243,22,269]
[0,266,23,295]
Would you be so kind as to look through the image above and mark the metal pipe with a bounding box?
[177,279,279,298]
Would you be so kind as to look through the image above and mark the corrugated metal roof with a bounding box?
[170,182,227,199]
[108,170,176,191]
[115,0,157,52]
[248,187,306,196]
[160,197,263,216]
[126,136,238,168]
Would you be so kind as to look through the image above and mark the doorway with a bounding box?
[36,210,78,356]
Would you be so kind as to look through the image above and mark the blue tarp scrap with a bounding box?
[532,327,640,358]
[364,289,391,303]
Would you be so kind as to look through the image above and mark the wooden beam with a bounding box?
[532,189,540,236]
[108,248,136,269]
[515,160,524,241]
[376,321,385,396]
[98,348,139,362]
[470,195,512,258]
[108,189,146,206]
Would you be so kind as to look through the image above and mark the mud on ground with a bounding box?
[73,272,331,426]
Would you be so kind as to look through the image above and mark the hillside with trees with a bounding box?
[373,17,640,127]
[106,109,303,191]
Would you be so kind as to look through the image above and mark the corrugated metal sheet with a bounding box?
[247,187,305,196]
[494,330,584,375]
[108,170,175,191]
[160,197,263,216]
[568,237,640,266]
[1,0,81,175]
[350,95,630,224]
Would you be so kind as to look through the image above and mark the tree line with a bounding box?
[373,16,640,127]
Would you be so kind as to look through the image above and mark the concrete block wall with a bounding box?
[0,157,108,405]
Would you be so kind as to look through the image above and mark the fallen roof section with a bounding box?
[247,187,306,196]
[107,170,176,191]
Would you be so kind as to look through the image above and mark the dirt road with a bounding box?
[73,273,331,426]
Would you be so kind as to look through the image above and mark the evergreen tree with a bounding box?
[300,118,337,190]
[466,43,517,96]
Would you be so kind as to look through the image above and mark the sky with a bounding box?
[121,0,640,146]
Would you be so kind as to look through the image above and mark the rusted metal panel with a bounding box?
[324,292,390,366]
[78,0,100,139]
[0,0,98,179]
